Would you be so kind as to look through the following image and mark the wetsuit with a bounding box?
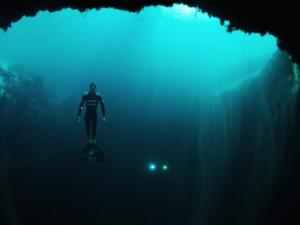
[77,91,106,140]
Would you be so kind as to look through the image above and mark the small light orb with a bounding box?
[162,164,168,171]
[148,163,157,171]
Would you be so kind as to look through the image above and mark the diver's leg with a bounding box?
[92,113,98,143]
[85,113,91,142]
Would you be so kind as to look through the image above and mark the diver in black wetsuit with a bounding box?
[77,83,106,144]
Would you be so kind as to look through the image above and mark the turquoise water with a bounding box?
[0,4,284,225]
[0,5,277,97]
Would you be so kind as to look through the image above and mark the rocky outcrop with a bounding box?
[0,65,48,140]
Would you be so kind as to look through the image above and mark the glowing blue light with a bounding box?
[148,163,157,171]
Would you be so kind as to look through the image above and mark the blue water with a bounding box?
[0,5,276,96]
[0,4,285,225]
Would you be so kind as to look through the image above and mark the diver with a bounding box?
[77,82,106,144]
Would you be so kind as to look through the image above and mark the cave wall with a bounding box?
[1,1,300,224]
[181,51,299,225]
[0,1,299,64]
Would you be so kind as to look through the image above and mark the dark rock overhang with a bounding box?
[0,1,299,64]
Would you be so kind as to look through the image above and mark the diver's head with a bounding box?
[89,82,97,93]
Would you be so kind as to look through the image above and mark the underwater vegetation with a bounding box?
[0,65,51,225]
[0,65,49,141]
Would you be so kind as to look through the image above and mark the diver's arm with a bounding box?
[99,95,106,118]
[77,94,85,117]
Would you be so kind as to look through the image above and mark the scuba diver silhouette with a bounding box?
[77,82,106,144]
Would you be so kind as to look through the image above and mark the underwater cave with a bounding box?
[1,2,300,225]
